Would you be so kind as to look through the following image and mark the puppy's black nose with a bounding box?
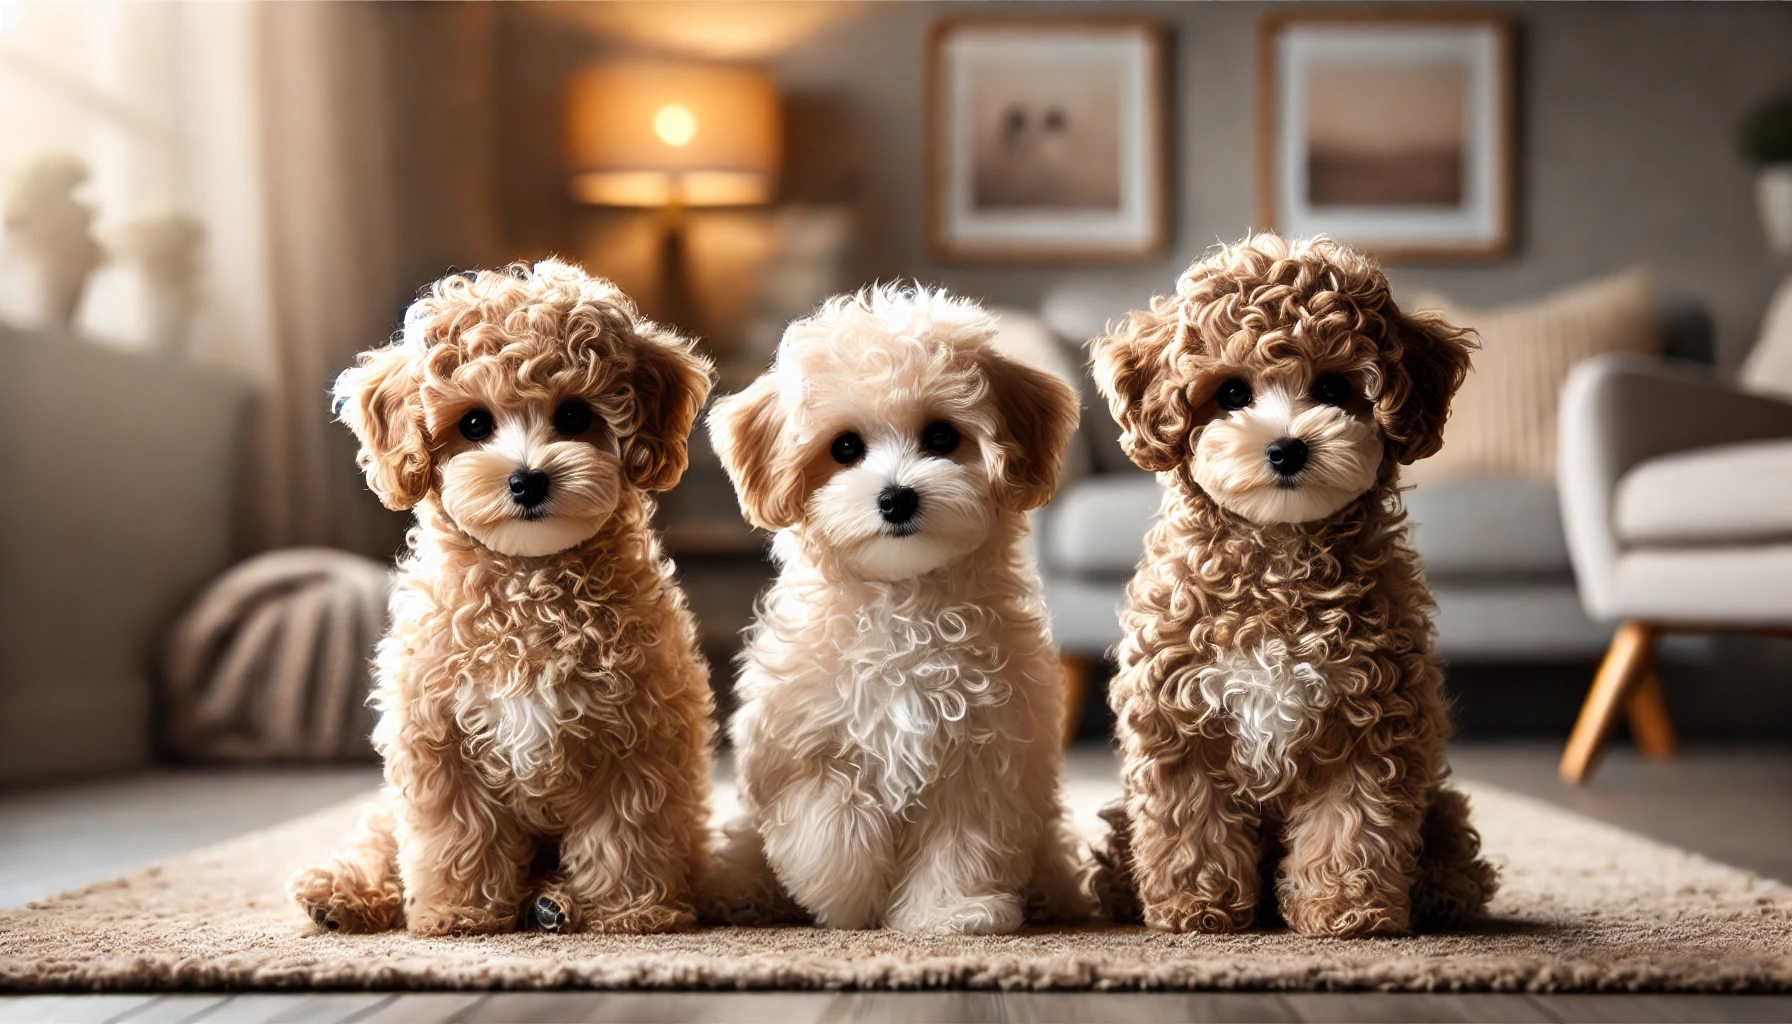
[877,486,920,525]
[1265,438,1309,477]
[508,469,551,508]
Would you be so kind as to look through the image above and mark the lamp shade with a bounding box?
[566,61,780,207]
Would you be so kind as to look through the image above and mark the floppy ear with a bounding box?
[619,326,716,492]
[1374,306,1477,465]
[707,374,805,530]
[333,344,431,511]
[1089,301,1198,473]
[976,349,1081,511]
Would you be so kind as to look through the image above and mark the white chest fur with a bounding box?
[828,592,1010,815]
[452,667,593,781]
[1196,639,1332,796]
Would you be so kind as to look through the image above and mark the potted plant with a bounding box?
[1743,92,1792,253]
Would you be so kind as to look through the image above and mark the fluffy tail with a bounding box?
[1412,784,1499,930]
[1088,799,1143,924]
[286,797,404,933]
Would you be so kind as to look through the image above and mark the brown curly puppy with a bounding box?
[1090,234,1497,938]
[287,260,716,937]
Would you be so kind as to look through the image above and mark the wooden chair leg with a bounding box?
[1625,670,1679,761]
[1061,654,1091,747]
[1560,621,1659,784]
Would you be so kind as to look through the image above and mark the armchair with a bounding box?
[1556,354,1792,782]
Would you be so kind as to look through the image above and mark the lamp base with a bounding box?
[657,203,697,337]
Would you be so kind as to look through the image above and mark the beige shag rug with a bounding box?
[4,776,1791,994]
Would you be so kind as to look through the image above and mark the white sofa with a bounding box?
[1554,352,1792,781]
[0,326,251,783]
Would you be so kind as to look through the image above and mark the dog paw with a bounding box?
[1283,897,1409,938]
[406,905,515,936]
[943,894,1026,935]
[1143,893,1253,934]
[307,904,343,932]
[889,893,1025,935]
[287,864,400,934]
[584,902,696,934]
[532,893,570,933]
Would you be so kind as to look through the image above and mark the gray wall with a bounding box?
[494,2,1792,366]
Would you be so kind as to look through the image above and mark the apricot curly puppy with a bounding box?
[704,285,1092,934]
[1091,234,1497,938]
[287,260,716,937]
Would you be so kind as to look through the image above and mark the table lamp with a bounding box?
[565,61,781,334]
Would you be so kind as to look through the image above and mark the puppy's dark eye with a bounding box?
[1312,374,1354,407]
[830,431,865,464]
[920,421,959,456]
[554,400,594,435]
[459,409,494,442]
[1215,378,1253,411]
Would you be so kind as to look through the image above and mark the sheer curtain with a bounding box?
[0,1,410,557]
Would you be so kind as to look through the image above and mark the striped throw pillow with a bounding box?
[1403,270,1663,484]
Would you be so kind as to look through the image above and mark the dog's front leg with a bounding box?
[884,758,1030,935]
[545,762,702,934]
[390,753,532,936]
[758,762,894,929]
[1124,747,1263,933]
[1278,758,1426,938]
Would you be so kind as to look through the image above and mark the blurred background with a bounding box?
[2,1,1791,901]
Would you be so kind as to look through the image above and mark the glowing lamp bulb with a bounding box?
[653,104,697,147]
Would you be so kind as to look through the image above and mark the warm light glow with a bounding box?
[569,170,772,207]
[536,3,869,61]
[653,104,697,147]
[565,61,780,208]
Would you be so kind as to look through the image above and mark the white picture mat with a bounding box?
[939,28,1158,250]
[1275,24,1505,248]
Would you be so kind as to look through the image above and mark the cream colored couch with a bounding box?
[1555,337,1792,781]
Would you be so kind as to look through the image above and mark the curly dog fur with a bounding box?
[287,260,716,936]
[1090,234,1497,937]
[704,285,1092,934]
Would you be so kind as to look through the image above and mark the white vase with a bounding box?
[1758,165,1792,255]
[0,247,90,331]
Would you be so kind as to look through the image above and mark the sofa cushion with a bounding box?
[1042,474,1164,575]
[1403,478,1571,577]
[1614,440,1792,547]
[1043,474,1572,579]
[1610,545,1792,624]
[1040,280,1161,476]
[1407,270,1663,485]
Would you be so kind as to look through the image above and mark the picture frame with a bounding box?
[928,18,1168,263]
[1257,12,1516,261]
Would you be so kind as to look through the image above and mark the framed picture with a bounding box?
[928,19,1168,262]
[1257,12,1515,261]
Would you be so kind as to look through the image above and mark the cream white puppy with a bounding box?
[706,285,1090,934]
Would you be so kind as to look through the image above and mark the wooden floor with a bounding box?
[0,767,378,909]
[8,990,1792,1023]
[1451,744,1792,883]
[4,744,1791,1022]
